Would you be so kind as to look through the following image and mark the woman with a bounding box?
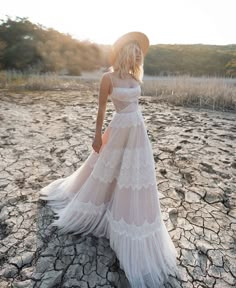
[40,32,178,287]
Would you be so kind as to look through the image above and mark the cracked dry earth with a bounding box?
[0,88,235,288]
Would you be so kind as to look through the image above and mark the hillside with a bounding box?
[144,44,236,77]
[0,17,235,77]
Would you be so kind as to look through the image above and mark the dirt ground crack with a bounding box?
[0,91,235,288]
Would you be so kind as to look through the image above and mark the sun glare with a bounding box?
[0,0,235,45]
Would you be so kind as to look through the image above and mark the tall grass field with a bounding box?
[0,70,235,111]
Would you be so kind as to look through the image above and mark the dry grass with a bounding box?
[0,70,235,111]
[0,70,99,91]
[142,75,236,111]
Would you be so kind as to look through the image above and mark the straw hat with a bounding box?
[109,31,150,65]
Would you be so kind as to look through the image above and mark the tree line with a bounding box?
[145,44,236,77]
[0,17,235,77]
[0,17,105,75]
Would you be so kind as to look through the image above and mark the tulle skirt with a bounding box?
[39,108,178,287]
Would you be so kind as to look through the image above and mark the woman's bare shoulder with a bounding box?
[101,71,114,80]
[99,71,113,95]
[100,71,114,89]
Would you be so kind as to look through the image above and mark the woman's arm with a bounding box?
[92,73,111,153]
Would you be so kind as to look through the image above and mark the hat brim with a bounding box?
[109,31,149,65]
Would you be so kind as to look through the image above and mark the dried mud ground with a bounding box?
[0,88,235,288]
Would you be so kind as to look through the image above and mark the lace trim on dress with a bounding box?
[110,86,141,100]
[106,210,163,239]
[109,110,144,128]
[70,200,108,215]
[98,146,155,169]
[91,166,156,189]
[53,199,163,239]
[83,144,154,171]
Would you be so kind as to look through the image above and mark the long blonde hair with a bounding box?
[112,42,144,82]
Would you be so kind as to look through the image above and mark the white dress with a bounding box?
[40,80,178,287]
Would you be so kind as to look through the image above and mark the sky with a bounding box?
[0,0,235,45]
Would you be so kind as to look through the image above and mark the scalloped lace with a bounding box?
[110,86,141,101]
[67,199,108,215]
[90,146,156,189]
[109,109,144,128]
[53,200,163,239]
[98,146,154,169]
[106,210,163,238]
[91,166,156,189]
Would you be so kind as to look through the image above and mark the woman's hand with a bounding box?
[92,135,102,153]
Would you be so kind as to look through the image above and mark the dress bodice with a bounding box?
[109,86,141,113]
